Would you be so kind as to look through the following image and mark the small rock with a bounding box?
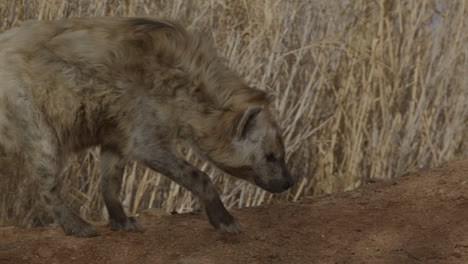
[169,252,181,258]
[437,179,447,185]
[217,234,241,244]
[349,192,362,198]
[177,257,214,264]
[456,240,468,247]
[254,234,267,241]
[37,247,54,258]
[367,178,383,183]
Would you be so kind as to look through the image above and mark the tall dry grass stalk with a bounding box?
[0,0,466,227]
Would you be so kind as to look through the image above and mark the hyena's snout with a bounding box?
[256,163,295,193]
[268,169,294,193]
[282,173,295,190]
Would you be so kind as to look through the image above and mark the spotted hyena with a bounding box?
[0,17,294,237]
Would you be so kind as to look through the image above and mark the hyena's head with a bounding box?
[209,106,294,193]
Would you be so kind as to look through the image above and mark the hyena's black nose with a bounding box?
[283,177,295,190]
[281,164,294,190]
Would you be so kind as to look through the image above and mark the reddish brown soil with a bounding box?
[0,160,467,264]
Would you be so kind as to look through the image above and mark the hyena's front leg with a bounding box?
[100,148,143,232]
[140,147,242,233]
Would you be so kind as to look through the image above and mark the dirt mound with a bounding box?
[0,160,467,264]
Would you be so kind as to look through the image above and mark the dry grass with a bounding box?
[0,0,466,227]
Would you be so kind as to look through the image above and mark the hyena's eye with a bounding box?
[265,153,276,162]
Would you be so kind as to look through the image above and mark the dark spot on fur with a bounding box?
[50,185,57,193]
[266,153,277,162]
[54,209,62,219]
[131,39,146,50]
[43,195,51,205]
[37,166,51,178]
[101,145,122,157]
[276,135,285,153]
[191,170,199,179]
[0,144,5,157]
[1,125,13,142]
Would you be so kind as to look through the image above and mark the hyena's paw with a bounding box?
[62,220,99,238]
[206,200,243,234]
[109,217,144,232]
[218,219,243,234]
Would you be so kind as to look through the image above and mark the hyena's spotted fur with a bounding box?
[0,17,293,237]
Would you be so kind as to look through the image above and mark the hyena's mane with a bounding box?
[123,17,269,111]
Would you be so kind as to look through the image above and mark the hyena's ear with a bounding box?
[235,107,263,140]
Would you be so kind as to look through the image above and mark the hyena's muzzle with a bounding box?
[223,159,294,193]
[253,159,294,193]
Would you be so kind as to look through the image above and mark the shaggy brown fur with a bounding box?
[0,17,293,237]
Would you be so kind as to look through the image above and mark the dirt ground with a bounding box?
[0,159,467,264]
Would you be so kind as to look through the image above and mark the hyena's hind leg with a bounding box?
[100,147,143,232]
[32,144,99,237]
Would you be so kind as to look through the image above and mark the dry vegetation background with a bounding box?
[0,0,466,227]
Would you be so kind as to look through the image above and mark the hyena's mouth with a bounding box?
[219,165,256,181]
[221,165,292,193]
[253,177,294,193]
